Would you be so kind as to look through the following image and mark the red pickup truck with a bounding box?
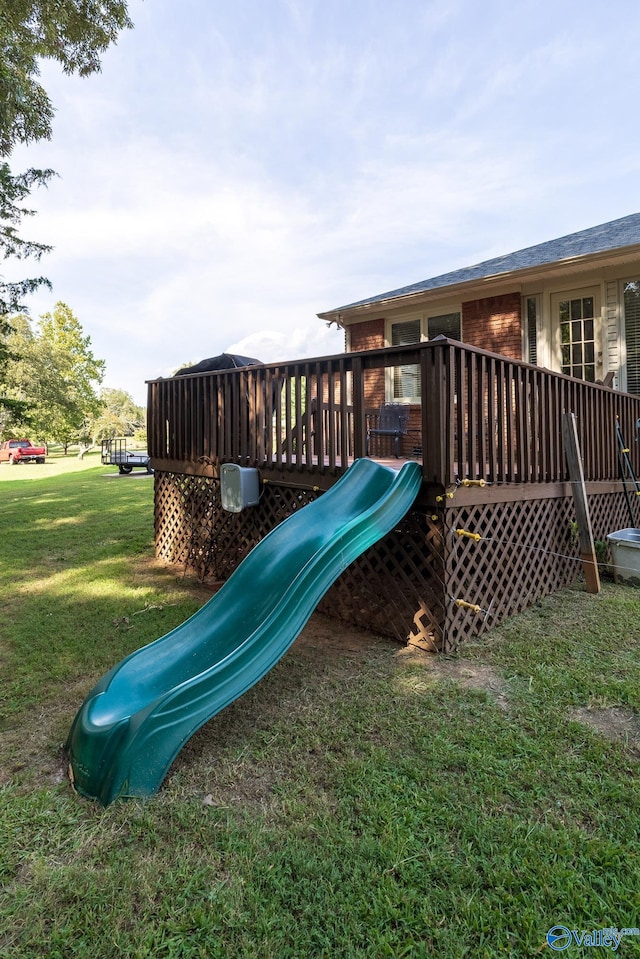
[0,439,47,464]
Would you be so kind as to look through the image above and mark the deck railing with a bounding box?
[147,338,640,489]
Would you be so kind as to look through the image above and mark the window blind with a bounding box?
[624,282,640,395]
[391,319,421,400]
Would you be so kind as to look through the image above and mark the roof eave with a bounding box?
[318,243,640,325]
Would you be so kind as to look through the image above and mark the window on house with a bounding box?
[389,311,461,400]
[624,281,640,395]
[427,312,461,340]
[559,295,596,382]
[391,318,421,400]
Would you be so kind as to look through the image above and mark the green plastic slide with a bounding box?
[66,458,422,805]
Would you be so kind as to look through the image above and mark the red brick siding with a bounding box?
[346,294,522,456]
[348,318,386,409]
[347,318,422,453]
[349,318,385,352]
[462,292,522,359]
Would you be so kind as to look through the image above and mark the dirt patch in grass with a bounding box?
[397,643,509,709]
[571,705,640,753]
[4,602,512,802]
[293,612,397,657]
[170,613,396,805]
[171,614,512,812]
[0,677,89,790]
[434,660,509,709]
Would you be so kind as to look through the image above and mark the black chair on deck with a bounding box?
[366,404,410,458]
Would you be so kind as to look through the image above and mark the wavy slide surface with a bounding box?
[66,458,422,805]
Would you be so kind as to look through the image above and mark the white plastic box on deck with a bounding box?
[220,464,261,513]
[607,529,640,587]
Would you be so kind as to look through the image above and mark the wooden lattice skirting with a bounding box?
[154,471,630,654]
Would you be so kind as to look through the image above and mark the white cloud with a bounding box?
[7,0,640,407]
[228,324,344,365]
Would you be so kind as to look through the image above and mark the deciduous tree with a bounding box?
[0,0,132,406]
[3,301,105,449]
[90,387,145,442]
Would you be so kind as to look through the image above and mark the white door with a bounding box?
[551,288,601,382]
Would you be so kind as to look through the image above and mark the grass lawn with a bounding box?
[1,458,640,958]
[0,447,107,482]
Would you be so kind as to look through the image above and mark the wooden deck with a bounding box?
[147,338,640,493]
[147,339,640,651]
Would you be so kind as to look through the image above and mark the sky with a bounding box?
[9,0,640,406]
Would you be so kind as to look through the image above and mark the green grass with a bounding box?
[1,460,640,957]
[0,446,107,482]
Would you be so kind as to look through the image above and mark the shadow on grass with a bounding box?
[2,467,640,959]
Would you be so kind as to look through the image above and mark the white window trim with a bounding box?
[384,304,462,347]
[384,306,461,402]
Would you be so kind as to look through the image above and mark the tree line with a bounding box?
[1,299,145,450]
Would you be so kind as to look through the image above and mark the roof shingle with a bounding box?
[330,212,640,313]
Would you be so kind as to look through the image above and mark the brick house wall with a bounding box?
[349,317,385,351]
[347,294,523,360]
[349,318,386,410]
[345,295,523,455]
[461,292,522,359]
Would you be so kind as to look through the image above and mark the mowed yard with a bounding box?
[1,453,640,958]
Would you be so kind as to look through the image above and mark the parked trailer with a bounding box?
[101,439,153,475]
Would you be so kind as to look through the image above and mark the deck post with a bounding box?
[352,355,366,459]
[562,411,601,594]
[422,342,448,489]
